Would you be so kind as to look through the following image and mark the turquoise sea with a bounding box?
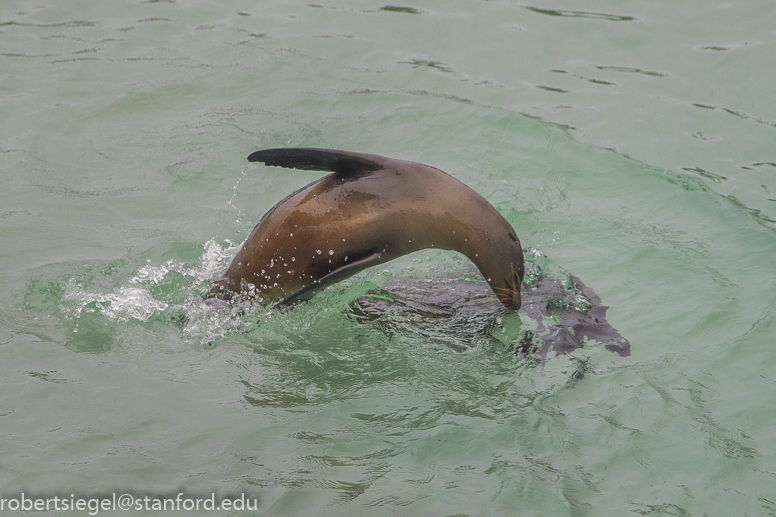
[2,1,775,515]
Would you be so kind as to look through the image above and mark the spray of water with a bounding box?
[61,239,251,345]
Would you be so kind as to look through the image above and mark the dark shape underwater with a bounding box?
[517,253,630,357]
[346,251,630,359]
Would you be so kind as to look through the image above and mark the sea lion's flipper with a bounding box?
[248,148,385,176]
[539,275,630,357]
[275,251,385,307]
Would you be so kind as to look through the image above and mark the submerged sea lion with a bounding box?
[347,253,631,358]
[210,148,524,309]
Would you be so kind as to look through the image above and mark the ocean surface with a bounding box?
[2,1,775,515]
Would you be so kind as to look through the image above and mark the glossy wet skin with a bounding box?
[210,149,524,309]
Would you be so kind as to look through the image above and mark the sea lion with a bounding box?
[209,148,524,309]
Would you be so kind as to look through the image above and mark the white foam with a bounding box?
[62,239,248,344]
[63,280,168,322]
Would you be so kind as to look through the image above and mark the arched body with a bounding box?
[210,148,524,309]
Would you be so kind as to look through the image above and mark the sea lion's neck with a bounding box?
[434,215,524,311]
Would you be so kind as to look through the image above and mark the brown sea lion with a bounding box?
[209,148,524,309]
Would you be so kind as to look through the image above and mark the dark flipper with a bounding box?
[275,252,385,307]
[566,275,631,356]
[248,148,385,176]
[520,273,630,358]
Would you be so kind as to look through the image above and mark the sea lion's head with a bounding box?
[485,227,524,310]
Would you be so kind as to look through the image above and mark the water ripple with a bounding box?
[524,7,635,22]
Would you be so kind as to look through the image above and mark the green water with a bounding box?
[2,1,775,515]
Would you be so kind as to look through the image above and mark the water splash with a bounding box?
[60,239,247,344]
[63,280,168,323]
